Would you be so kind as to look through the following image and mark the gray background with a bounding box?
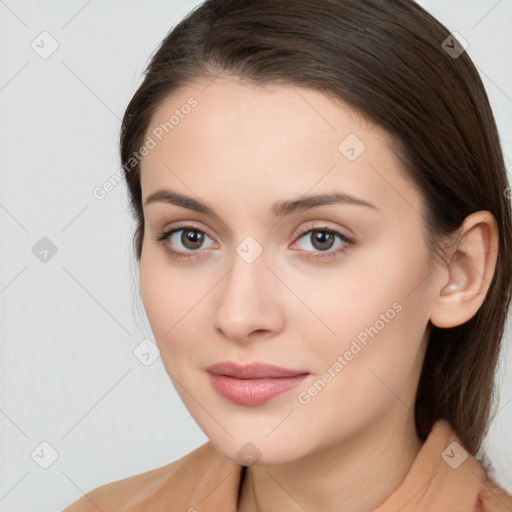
[0,1,510,510]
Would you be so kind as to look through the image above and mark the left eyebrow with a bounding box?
[271,192,379,217]
[143,189,379,218]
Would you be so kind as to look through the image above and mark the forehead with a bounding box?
[139,77,422,222]
[144,76,383,152]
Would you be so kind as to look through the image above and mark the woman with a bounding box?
[64,0,512,510]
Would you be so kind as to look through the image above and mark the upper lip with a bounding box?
[206,361,309,379]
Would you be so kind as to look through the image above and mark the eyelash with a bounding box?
[152,225,355,261]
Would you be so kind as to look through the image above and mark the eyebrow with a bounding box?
[143,189,379,218]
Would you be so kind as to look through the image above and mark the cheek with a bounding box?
[302,234,430,342]
[139,248,187,346]
[139,249,213,367]
[302,235,431,392]
[140,254,169,338]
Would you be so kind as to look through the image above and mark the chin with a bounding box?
[209,435,305,467]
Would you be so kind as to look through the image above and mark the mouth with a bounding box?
[206,361,310,406]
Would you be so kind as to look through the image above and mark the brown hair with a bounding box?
[120,0,512,463]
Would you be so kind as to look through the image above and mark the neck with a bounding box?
[237,407,423,512]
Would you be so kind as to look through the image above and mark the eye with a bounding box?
[292,227,354,260]
[153,226,216,259]
[153,224,355,261]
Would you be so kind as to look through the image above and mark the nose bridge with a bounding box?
[213,234,282,339]
[222,235,269,308]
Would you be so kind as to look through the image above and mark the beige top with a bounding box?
[63,419,512,511]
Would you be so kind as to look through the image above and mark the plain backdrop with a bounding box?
[0,1,511,510]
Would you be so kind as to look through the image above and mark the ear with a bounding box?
[430,210,499,329]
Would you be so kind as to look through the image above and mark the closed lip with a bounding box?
[205,361,309,379]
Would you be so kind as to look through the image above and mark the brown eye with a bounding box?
[154,226,216,257]
[292,226,355,261]
[295,228,351,253]
[180,229,205,250]
[309,230,336,251]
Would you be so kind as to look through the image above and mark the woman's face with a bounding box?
[139,76,440,465]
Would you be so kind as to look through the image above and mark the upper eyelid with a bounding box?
[163,220,349,234]
[159,221,215,239]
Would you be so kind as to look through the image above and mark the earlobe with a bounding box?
[430,211,499,329]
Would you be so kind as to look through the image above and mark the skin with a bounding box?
[138,76,498,512]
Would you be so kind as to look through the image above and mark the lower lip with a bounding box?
[208,373,309,406]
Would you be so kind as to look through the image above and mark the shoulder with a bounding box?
[62,440,244,512]
[477,476,512,512]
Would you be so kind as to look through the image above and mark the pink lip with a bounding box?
[206,361,309,406]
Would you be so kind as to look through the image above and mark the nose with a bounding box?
[213,246,286,343]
